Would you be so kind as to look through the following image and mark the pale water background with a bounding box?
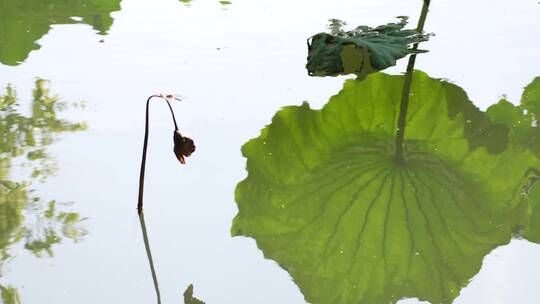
[1,0,540,303]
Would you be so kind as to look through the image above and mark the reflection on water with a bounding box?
[183,284,205,304]
[0,0,122,66]
[0,80,86,302]
[138,213,162,304]
[0,0,537,302]
[233,71,540,304]
[180,0,232,7]
[138,213,206,304]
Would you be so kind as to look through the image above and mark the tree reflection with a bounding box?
[179,0,231,7]
[0,0,122,66]
[0,79,86,301]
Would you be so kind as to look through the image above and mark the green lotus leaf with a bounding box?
[522,77,540,116]
[485,77,540,243]
[523,182,540,243]
[232,71,540,304]
[306,17,429,79]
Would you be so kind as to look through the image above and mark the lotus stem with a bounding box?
[394,0,431,163]
[137,95,181,214]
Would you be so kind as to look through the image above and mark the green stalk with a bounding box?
[394,0,431,163]
[139,212,162,304]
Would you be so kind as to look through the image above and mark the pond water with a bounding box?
[1,0,540,303]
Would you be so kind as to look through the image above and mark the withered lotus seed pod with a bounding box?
[173,129,195,164]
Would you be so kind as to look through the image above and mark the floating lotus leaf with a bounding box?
[232,71,540,304]
[485,76,540,243]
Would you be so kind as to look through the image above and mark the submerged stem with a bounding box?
[139,212,162,304]
[394,0,431,163]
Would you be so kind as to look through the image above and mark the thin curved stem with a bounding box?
[138,95,160,214]
[165,99,179,131]
[394,0,431,163]
[137,95,181,214]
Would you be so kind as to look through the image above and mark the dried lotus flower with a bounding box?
[173,130,196,164]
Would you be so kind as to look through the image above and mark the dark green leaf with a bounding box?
[306,17,429,79]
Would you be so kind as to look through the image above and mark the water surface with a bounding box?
[1,0,540,303]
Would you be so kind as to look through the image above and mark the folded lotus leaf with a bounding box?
[306,17,429,79]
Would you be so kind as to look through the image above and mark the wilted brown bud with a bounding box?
[173,130,195,164]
